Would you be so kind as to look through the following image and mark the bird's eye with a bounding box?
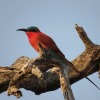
[27,27,40,32]
[30,29,34,32]
[30,29,39,32]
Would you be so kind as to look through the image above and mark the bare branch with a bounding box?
[0,24,100,99]
[75,24,95,49]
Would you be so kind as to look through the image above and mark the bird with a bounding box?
[17,26,64,58]
[17,26,100,90]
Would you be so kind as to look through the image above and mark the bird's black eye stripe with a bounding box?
[28,29,38,32]
[27,28,40,32]
[26,26,40,32]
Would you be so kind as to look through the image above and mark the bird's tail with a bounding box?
[62,57,100,91]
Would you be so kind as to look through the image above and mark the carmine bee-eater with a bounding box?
[17,26,64,57]
[17,26,100,90]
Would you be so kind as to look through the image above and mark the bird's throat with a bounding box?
[25,32,40,52]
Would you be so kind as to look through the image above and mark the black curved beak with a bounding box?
[16,28,27,32]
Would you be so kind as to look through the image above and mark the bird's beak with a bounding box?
[16,28,27,32]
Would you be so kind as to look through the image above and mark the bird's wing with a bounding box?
[39,33,65,58]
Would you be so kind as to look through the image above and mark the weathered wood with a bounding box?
[59,63,75,100]
[75,24,95,49]
[0,25,99,99]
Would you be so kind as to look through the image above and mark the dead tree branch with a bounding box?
[0,25,100,99]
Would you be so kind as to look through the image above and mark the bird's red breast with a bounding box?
[26,31,65,57]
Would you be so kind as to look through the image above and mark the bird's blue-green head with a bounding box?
[17,26,40,32]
